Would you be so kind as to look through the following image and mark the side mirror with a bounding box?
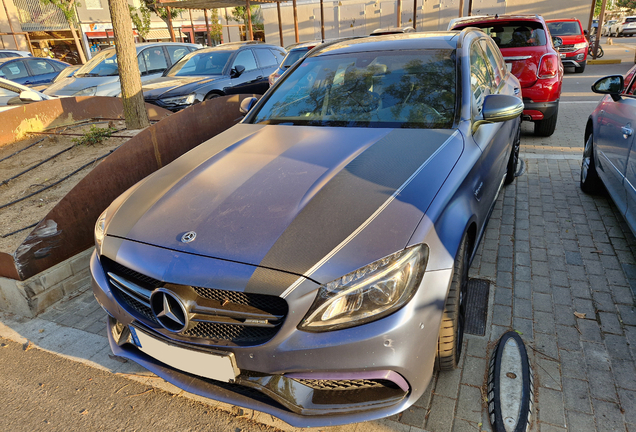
[473,94,524,133]
[552,36,563,49]
[19,90,44,103]
[584,29,589,36]
[240,96,258,115]
[231,65,246,78]
[592,75,624,101]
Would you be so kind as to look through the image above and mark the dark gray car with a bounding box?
[90,29,522,426]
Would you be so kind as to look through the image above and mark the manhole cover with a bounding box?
[465,278,490,336]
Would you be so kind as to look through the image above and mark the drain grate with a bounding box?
[465,278,490,336]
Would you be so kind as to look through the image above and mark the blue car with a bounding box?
[91,30,522,426]
[581,66,636,233]
[0,57,70,86]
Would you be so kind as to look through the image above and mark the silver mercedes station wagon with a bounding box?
[91,29,522,426]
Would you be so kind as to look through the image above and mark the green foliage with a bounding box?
[208,9,223,42]
[73,125,117,146]
[39,0,80,23]
[129,3,152,40]
[617,0,636,12]
[230,5,262,26]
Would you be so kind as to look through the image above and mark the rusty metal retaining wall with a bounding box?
[0,94,254,280]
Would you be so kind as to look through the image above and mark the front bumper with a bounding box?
[559,49,587,68]
[90,247,451,427]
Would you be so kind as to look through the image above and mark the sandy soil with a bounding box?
[0,121,133,254]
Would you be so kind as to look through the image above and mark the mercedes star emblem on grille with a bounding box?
[181,231,197,243]
[150,289,189,332]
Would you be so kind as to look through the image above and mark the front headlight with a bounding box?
[73,86,97,96]
[299,244,428,332]
[94,209,107,255]
[160,93,196,106]
[573,42,588,50]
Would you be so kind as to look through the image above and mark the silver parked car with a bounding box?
[44,42,199,97]
[581,65,636,233]
[91,30,522,426]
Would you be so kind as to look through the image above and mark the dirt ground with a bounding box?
[0,121,135,254]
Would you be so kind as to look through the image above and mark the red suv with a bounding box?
[546,19,588,73]
[449,15,563,137]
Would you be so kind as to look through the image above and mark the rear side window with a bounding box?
[627,17,636,23]
[26,59,56,76]
[167,46,190,64]
[142,47,168,74]
[254,48,278,67]
[547,21,582,36]
[0,61,28,79]
[270,49,285,64]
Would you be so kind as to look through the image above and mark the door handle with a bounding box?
[256,76,263,80]
[622,126,633,138]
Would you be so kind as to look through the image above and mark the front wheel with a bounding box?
[581,133,603,194]
[504,122,521,185]
[435,234,470,371]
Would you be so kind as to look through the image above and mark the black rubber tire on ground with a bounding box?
[435,233,470,371]
[574,61,586,73]
[504,122,521,185]
[534,106,558,137]
[204,93,221,101]
[580,133,604,194]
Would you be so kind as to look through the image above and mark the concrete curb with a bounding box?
[588,59,622,64]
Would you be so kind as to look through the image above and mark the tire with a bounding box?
[504,122,521,185]
[574,61,586,73]
[204,93,221,101]
[581,133,603,194]
[435,233,470,371]
[596,46,604,58]
[534,106,558,137]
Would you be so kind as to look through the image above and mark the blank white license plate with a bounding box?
[560,53,566,58]
[130,326,237,382]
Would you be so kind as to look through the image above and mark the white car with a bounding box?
[0,49,33,58]
[0,76,52,112]
[601,20,618,36]
[608,16,636,37]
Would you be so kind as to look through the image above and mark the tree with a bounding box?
[209,9,223,43]
[129,3,152,41]
[231,5,264,30]
[617,0,636,12]
[108,0,150,129]
[39,0,87,63]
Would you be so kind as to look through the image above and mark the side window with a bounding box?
[480,39,505,86]
[167,46,189,65]
[232,49,258,72]
[142,47,168,74]
[470,42,494,117]
[0,61,28,79]
[137,53,148,75]
[254,48,278,68]
[270,49,286,65]
[27,59,56,76]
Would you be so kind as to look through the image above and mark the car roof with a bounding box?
[450,14,544,29]
[545,18,582,22]
[98,42,198,54]
[195,43,282,53]
[310,32,459,57]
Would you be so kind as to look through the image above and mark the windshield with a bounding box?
[547,21,582,36]
[167,50,232,76]
[251,49,456,129]
[458,22,547,47]
[76,49,118,77]
[281,48,312,68]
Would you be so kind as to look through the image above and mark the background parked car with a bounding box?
[44,42,199,97]
[608,16,636,37]
[546,18,588,73]
[0,50,32,58]
[581,66,636,234]
[91,29,522,427]
[0,76,52,112]
[142,41,285,111]
[602,20,618,36]
[449,15,563,136]
[0,57,70,86]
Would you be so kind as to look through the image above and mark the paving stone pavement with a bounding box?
[1,100,635,432]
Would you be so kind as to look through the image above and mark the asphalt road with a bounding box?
[0,338,281,432]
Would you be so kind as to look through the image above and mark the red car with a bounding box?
[546,18,588,73]
[449,15,563,136]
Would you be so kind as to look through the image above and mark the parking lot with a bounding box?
[1,43,635,432]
